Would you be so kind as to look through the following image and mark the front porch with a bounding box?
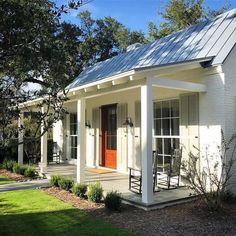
[19,63,212,207]
[44,164,195,210]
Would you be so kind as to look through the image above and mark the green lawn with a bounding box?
[0,175,15,185]
[0,189,131,236]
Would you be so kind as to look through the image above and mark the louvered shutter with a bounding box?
[117,103,128,171]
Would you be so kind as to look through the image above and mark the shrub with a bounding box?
[87,182,103,203]
[58,177,74,191]
[182,131,236,210]
[12,163,20,174]
[72,183,87,198]
[3,159,16,172]
[13,163,34,176]
[50,175,62,187]
[20,166,28,175]
[24,166,36,177]
[104,191,122,211]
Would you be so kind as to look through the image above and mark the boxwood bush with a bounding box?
[12,163,21,174]
[104,191,122,212]
[58,177,74,191]
[87,182,103,203]
[50,175,62,187]
[3,159,16,172]
[24,166,36,177]
[72,183,88,198]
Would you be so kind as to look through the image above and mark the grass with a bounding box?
[0,189,131,236]
[0,175,15,185]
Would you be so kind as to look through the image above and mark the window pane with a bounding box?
[154,119,161,135]
[154,102,161,118]
[173,138,180,150]
[71,147,77,159]
[171,118,179,135]
[171,100,179,117]
[164,155,171,164]
[164,138,171,155]
[156,138,163,154]
[162,119,170,135]
[162,101,170,118]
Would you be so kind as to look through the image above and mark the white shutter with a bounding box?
[180,93,199,159]
[134,101,141,168]
[92,107,100,166]
[117,103,128,171]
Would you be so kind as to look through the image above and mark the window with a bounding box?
[153,99,180,172]
[70,114,77,159]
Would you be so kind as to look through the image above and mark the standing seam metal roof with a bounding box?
[68,9,236,89]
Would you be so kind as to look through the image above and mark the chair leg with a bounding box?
[167,175,170,189]
[153,175,156,192]
[139,177,142,194]
[177,174,180,187]
[129,169,131,190]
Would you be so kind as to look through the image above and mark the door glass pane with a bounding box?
[106,107,117,150]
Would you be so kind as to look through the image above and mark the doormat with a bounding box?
[87,168,114,174]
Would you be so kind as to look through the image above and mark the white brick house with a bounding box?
[19,9,236,206]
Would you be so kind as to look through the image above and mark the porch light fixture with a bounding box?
[85,120,91,128]
[123,117,133,127]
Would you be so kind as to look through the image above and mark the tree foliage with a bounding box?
[77,11,146,67]
[0,0,86,158]
[148,0,229,40]
[0,0,146,160]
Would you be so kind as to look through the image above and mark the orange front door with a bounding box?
[101,105,117,169]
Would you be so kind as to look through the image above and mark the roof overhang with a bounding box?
[19,57,214,108]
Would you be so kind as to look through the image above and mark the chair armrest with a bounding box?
[128,167,141,176]
[128,167,141,172]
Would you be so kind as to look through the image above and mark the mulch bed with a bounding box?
[42,187,236,236]
[0,169,42,182]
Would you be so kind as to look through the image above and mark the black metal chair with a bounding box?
[157,148,183,189]
[128,151,158,194]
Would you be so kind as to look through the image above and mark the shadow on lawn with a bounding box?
[0,177,10,181]
[0,208,130,236]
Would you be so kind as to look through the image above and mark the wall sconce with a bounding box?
[85,120,91,128]
[123,117,133,127]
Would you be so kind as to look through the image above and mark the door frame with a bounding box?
[100,104,117,169]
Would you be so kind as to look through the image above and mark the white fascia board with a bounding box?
[19,59,211,108]
[67,70,136,95]
[151,78,207,92]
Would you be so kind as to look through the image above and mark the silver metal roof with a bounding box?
[68,9,236,89]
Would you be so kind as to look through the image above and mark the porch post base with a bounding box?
[39,162,47,174]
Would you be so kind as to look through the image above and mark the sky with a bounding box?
[55,0,236,35]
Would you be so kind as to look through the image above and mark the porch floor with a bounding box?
[44,164,195,210]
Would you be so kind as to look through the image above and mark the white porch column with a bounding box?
[141,80,154,205]
[18,113,24,164]
[39,106,48,173]
[77,98,86,183]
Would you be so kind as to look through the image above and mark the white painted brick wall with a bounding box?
[222,44,236,194]
[199,72,225,151]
